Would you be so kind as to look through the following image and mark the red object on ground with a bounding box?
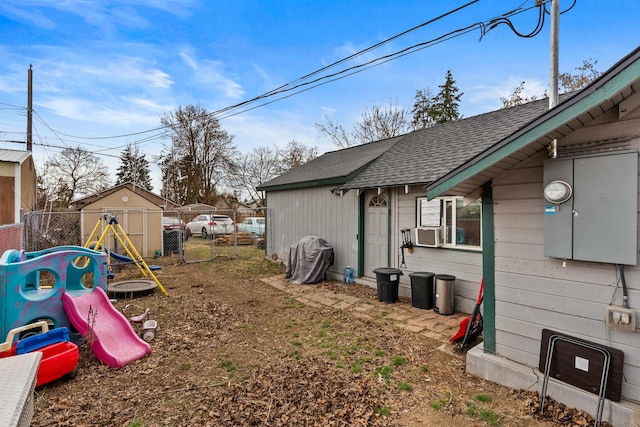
[35,341,79,387]
[0,343,17,358]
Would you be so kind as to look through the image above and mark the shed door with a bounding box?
[107,208,146,256]
[364,192,388,278]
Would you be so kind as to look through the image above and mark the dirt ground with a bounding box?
[30,249,604,427]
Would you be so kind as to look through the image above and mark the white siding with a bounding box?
[492,116,640,403]
[265,186,359,276]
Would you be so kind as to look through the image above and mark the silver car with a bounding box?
[186,214,234,239]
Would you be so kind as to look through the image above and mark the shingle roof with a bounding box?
[340,95,572,190]
[259,94,573,193]
[427,45,640,199]
[257,136,401,191]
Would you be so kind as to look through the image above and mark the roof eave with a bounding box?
[427,51,640,199]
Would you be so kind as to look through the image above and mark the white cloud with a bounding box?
[179,48,245,100]
[0,4,56,28]
[36,96,161,128]
[75,58,174,90]
[0,0,197,29]
[464,76,548,116]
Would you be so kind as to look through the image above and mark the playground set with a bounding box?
[0,214,164,387]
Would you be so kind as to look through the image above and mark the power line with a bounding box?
[18,0,485,142]
[6,0,555,154]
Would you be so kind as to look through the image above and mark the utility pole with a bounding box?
[549,0,559,109]
[27,64,33,151]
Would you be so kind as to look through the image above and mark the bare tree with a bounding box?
[43,146,111,207]
[559,58,601,91]
[228,140,318,207]
[159,105,237,206]
[229,146,280,207]
[500,82,543,108]
[314,115,353,148]
[316,101,409,147]
[501,59,600,108]
[275,140,318,171]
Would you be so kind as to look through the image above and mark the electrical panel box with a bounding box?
[543,151,638,265]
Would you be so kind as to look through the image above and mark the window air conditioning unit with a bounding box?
[414,227,443,247]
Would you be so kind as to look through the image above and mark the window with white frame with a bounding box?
[416,196,482,249]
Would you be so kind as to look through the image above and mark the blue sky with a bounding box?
[0,0,639,190]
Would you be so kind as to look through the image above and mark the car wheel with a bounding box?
[201,227,208,239]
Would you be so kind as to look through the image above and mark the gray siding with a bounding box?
[492,118,640,401]
[393,188,483,313]
[265,186,359,276]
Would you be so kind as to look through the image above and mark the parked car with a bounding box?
[237,217,265,236]
[186,214,234,239]
[162,216,190,240]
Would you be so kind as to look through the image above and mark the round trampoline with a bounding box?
[107,280,158,298]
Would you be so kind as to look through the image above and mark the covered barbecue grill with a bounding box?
[285,236,334,284]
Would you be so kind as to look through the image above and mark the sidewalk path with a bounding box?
[261,275,470,356]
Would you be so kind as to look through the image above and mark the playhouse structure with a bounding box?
[0,245,108,341]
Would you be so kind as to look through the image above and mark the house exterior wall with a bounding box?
[491,121,640,402]
[265,186,359,277]
[80,188,163,258]
[264,185,482,312]
[392,187,483,313]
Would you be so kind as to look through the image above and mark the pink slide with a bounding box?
[62,287,151,368]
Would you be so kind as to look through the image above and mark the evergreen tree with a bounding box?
[115,142,152,190]
[430,70,463,124]
[411,88,435,130]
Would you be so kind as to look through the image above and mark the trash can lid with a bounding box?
[435,274,456,280]
[409,271,435,278]
[373,267,403,275]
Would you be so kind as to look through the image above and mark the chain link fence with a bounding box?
[22,208,269,264]
[173,208,267,263]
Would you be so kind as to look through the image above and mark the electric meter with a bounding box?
[543,180,572,204]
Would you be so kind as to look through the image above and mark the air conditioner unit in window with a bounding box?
[414,227,443,247]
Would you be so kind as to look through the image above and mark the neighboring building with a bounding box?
[71,182,179,258]
[260,47,640,424]
[0,149,36,225]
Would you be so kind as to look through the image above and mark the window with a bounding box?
[416,196,482,249]
[369,194,387,207]
[416,197,441,227]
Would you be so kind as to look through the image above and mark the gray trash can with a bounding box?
[409,272,435,309]
[434,274,455,315]
[373,268,403,303]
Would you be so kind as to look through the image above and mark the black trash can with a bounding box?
[373,268,403,303]
[409,272,435,309]
[433,274,455,315]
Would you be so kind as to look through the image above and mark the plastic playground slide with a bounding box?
[62,287,151,368]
